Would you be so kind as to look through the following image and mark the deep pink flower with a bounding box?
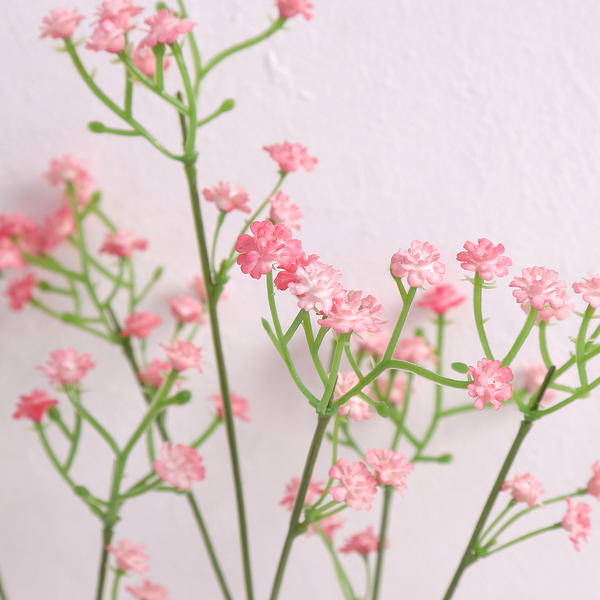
[394,336,437,365]
[355,331,391,358]
[521,287,573,323]
[318,290,386,335]
[94,0,144,27]
[263,141,318,173]
[0,212,36,239]
[328,459,378,511]
[335,372,372,422]
[38,348,95,386]
[138,9,195,48]
[86,20,131,54]
[5,273,36,311]
[276,0,314,20]
[375,373,409,406]
[522,362,556,405]
[100,229,147,257]
[467,358,513,411]
[366,448,413,494]
[562,497,592,551]
[587,461,600,501]
[126,579,169,600]
[286,260,344,313]
[340,526,383,556]
[132,46,171,76]
[120,312,162,339]
[0,238,25,270]
[210,392,250,422]
[160,339,203,372]
[274,252,319,291]
[269,191,303,230]
[45,155,94,206]
[279,476,325,511]
[188,275,208,303]
[417,283,466,315]
[391,241,445,287]
[138,360,171,388]
[13,389,58,422]
[153,442,205,491]
[167,293,204,324]
[307,514,344,541]
[202,182,251,214]
[107,539,150,574]
[501,473,545,509]
[573,274,600,309]
[510,267,567,311]
[456,239,512,281]
[235,220,302,279]
[40,8,84,39]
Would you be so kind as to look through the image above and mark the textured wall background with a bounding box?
[1,1,600,599]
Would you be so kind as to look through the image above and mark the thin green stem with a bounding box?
[210,212,226,276]
[537,374,600,417]
[372,486,394,600]
[63,413,82,472]
[0,566,8,600]
[576,305,595,388]
[383,287,416,363]
[197,99,235,128]
[110,570,123,600]
[172,43,197,159]
[303,313,328,384]
[95,526,114,600]
[473,274,494,360]
[538,322,553,369]
[478,500,516,546]
[317,335,347,414]
[191,417,221,448]
[483,523,562,557]
[22,251,84,281]
[315,524,355,600]
[501,308,538,367]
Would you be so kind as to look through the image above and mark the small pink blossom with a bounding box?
[188,275,208,303]
[501,473,545,509]
[573,274,600,309]
[391,241,445,287]
[366,448,413,494]
[120,312,163,339]
[100,229,148,257]
[202,182,251,214]
[263,141,318,173]
[107,539,150,574]
[0,238,25,270]
[161,339,203,372]
[587,461,600,501]
[417,283,466,315]
[340,526,383,556]
[355,330,391,358]
[269,191,303,230]
[274,252,319,291]
[307,514,344,541]
[40,8,84,39]
[38,205,76,251]
[45,155,94,206]
[521,287,573,323]
[94,0,144,28]
[467,358,514,411]
[286,260,344,313]
[328,459,378,511]
[13,389,58,423]
[210,392,250,422]
[153,442,205,491]
[522,362,556,405]
[0,212,36,239]
[86,18,131,53]
[126,579,169,600]
[510,267,567,311]
[375,373,409,406]
[276,0,314,20]
[279,476,325,511]
[167,293,204,324]
[38,349,95,386]
[138,360,171,388]
[394,336,437,365]
[456,238,512,281]
[132,46,171,76]
[5,273,36,311]
[335,372,373,422]
[139,9,195,48]
[562,497,592,551]
[318,290,386,335]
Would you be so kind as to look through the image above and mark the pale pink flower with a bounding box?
[587,461,600,501]
[328,459,378,511]
[501,473,545,509]
[335,372,372,422]
[94,0,144,27]
[276,0,314,20]
[510,267,567,311]
[375,373,409,406]
[153,442,205,491]
[86,20,131,54]
[161,339,203,372]
[120,312,163,339]
[202,182,251,214]
[139,9,195,48]
[13,389,58,423]
[126,579,169,600]
[0,238,25,270]
[38,349,95,386]
[366,448,413,494]
[318,290,386,335]
[279,476,325,511]
[286,260,344,313]
[340,526,383,556]
[269,191,303,230]
[235,220,302,279]
[307,514,344,541]
[107,539,150,574]
[167,293,204,324]
[263,141,318,173]
[210,392,250,422]
[521,287,573,323]
[522,362,556,405]
[38,205,76,251]
[100,229,147,257]
[467,358,514,411]
[138,360,171,388]
[45,155,94,206]
[0,212,36,239]
[273,252,319,291]
[5,273,36,311]
[417,283,466,315]
[394,336,437,365]
[573,274,600,309]
[132,45,171,76]
[40,8,84,39]
[188,275,208,303]
[391,241,445,287]
[456,238,512,281]
[562,497,592,552]
[355,330,391,358]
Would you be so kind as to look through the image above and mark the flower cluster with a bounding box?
[38,348,95,386]
[40,8,85,39]
[160,339,203,372]
[562,497,592,551]
[153,442,205,491]
[510,267,567,311]
[339,526,382,556]
[501,472,545,509]
[366,448,413,494]
[279,477,325,511]
[417,283,466,315]
[209,392,250,422]
[328,459,378,511]
[335,371,373,422]
[456,238,512,281]
[269,191,303,230]
[391,240,445,287]
[107,539,150,574]
[467,358,514,410]
[573,274,600,309]
[13,390,58,423]
[121,312,163,339]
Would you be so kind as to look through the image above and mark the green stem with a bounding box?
[473,274,494,360]
[197,99,235,128]
[110,570,123,600]
[95,526,114,600]
[191,417,221,448]
[537,373,600,417]
[172,43,197,159]
[210,212,226,276]
[501,308,538,367]
[483,523,562,557]
[63,413,82,472]
[382,287,416,363]
[0,566,8,600]
[317,335,348,413]
[315,524,355,600]
[372,486,394,600]
[478,500,516,546]
[538,322,553,369]
[576,305,595,388]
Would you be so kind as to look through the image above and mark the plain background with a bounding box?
[1,1,600,598]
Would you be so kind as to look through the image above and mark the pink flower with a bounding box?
[318,290,386,335]
[510,267,567,311]
[139,9,195,48]
[417,283,466,315]
[391,241,445,287]
[161,339,203,372]
[501,473,545,509]
[153,442,205,491]
[521,287,573,323]
[126,579,169,600]
[188,275,208,303]
[45,155,94,206]
[106,539,150,574]
[456,238,512,281]
[274,252,319,291]
[235,220,302,280]
[94,0,144,28]
[307,514,344,541]
[38,205,76,251]
[0,212,36,239]
[38,349,95,386]
[562,497,592,551]
[202,182,251,214]
[13,389,58,423]
[335,372,373,422]
[5,273,36,311]
[522,362,556,405]
[86,19,131,53]
[276,0,314,20]
[340,526,383,556]
[375,373,409,406]
[138,360,171,388]
[167,293,204,324]
[210,392,250,422]
[394,336,437,365]
[286,260,344,313]
[366,448,413,494]
[263,141,318,173]
[100,229,147,257]
[467,358,514,411]
[573,274,600,309]
[279,477,325,511]
[355,331,391,359]
[132,45,171,76]
[269,191,303,230]
[328,459,378,511]
[40,8,84,39]
[0,238,25,270]
[120,312,163,339]
[587,461,600,501]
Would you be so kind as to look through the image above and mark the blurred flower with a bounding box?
[40,8,84,39]
[269,191,303,230]
[100,229,147,257]
[340,526,384,556]
[13,389,58,422]
[417,283,466,315]
[573,273,600,309]
[279,476,324,511]
[160,339,203,372]
[562,497,592,552]
[263,141,317,173]
[38,348,95,386]
[202,182,251,213]
[107,539,150,574]
[501,473,545,509]
[139,9,195,47]
[210,392,250,422]
[153,442,205,491]
[120,312,163,339]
